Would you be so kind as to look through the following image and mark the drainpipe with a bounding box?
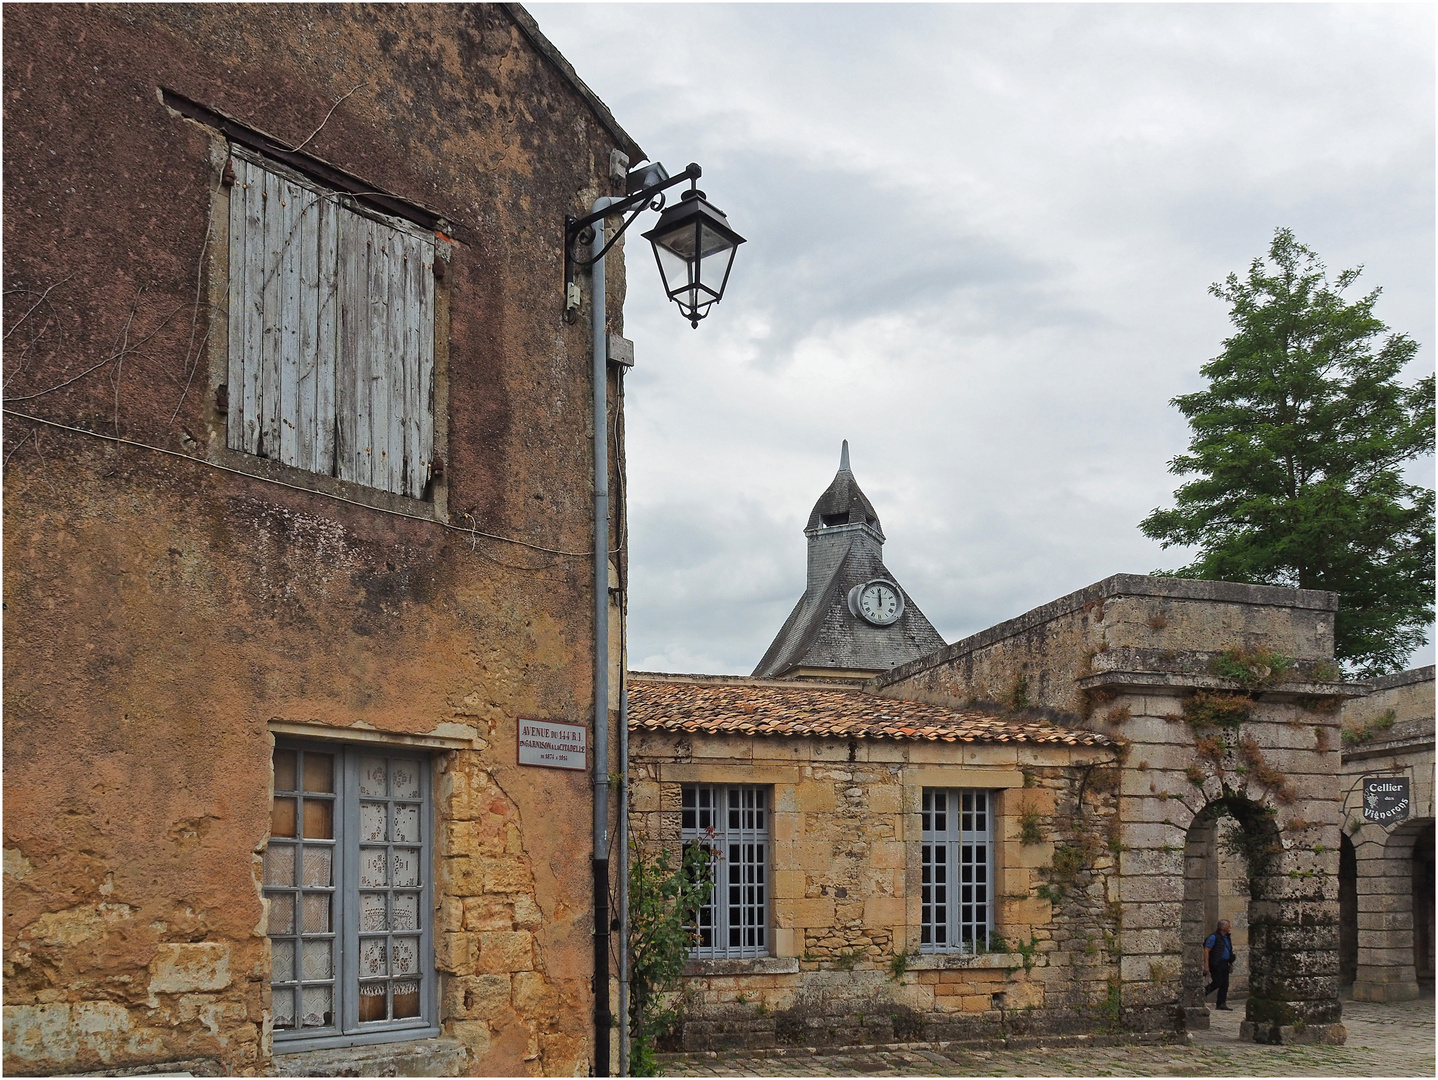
[590,195,618,1078]
[618,677,631,1076]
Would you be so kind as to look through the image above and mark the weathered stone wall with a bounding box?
[878,575,1354,1044]
[4,5,635,1075]
[629,728,1130,1049]
[1338,666,1435,1002]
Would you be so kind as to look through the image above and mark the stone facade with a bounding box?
[876,574,1358,1045]
[1337,666,1435,1002]
[628,676,1127,1050]
[4,5,636,1075]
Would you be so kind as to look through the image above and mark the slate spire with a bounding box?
[753,442,945,680]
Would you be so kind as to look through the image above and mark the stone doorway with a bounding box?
[1339,833,1358,989]
[1181,797,1284,1034]
[1413,821,1434,991]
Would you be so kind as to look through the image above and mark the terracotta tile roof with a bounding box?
[627,673,1111,746]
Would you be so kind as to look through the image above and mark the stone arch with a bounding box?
[1352,816,1434,1001]
[1180,795,1290,1033]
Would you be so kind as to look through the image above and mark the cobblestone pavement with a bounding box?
[658,995,1436,1077]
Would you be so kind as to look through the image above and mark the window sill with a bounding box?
[684,956,800,977]
[272,1034,464,1076]
[907,952,1022,970]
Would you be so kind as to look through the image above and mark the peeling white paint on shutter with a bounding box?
[227,151,436,498]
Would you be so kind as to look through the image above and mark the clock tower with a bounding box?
[753,442,946,681]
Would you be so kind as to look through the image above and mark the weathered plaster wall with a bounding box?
[629,728,1130,1049]
[4,5,634,1075]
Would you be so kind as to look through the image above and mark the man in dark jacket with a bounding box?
[1203,919,1235,1010]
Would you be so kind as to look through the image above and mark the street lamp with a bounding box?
[565,160,741,1078]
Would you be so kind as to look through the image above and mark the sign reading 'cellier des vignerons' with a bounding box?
[1362,775,1411,824]
[517,718,587,771]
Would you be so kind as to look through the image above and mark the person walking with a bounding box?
[1203,919,1235,1010]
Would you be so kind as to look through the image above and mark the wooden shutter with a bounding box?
[227,153,436,498]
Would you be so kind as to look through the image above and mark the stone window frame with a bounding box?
[901,768,1025,958]
[682,783,772,960]
[919,787,995,954]
[194,135,454,522]
[265,738,440,1054]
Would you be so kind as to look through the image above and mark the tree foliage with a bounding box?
[627,840,713,1076]
[1142,229,1434,676]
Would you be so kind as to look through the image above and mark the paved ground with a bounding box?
[659,995,1436,1077]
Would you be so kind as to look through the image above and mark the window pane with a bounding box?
[302,939,332,980]
[361,937,388,977]
[272,798,298,839]
[359,757,387,797]
[392,804,420,843]
[265,844,296,886]
[360,848,388,888]
[268,893,295,935]
[392,981,421,1019]
[272,939,295,982]
[392,936,421,976]
[360,892,388,932]
[302,892,330,934]
[360,802,388,842]
[300,984,332,1028]
[274,749,298,792]
[359,983,387,1022]
[390,760,421,799]
[392,892,419,931]
[303,753,334,793]
[392,848,420,887]
[273,986,296,1029]
[302,799,333,839]
[302,846,332,888]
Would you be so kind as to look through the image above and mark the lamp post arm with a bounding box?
[566,162,701,246]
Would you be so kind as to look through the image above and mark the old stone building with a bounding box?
[4,5,640,1076]
[632,450,1374,1049]
[1337,666,1434,1001]
[753,443,945,682]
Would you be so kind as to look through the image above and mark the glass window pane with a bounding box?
[268,893,295,935]
[300,984,332,1028]
[303,752,334,794]
[392,804,420,843]
[359,982,387,1022]
[302,939,332,980]
[360,891,388,932]
[360,802,387,843]
[360,937,387,977]
[360,848,388,888]
[391,936,421,976]
[302,846,332,888]
[392,848,420,888]
[359,757,387,798]
[392,980,421,1019]
[301,892,330,934]
[274,749,297,793]
[273,986,296,1029]
[272,939,295,983]
[265,844,296,886]
[271,798,298,839]
[392,892,419,931]
[302,799,333,839]
[390,760,421,799]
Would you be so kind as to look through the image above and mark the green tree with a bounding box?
[1142,228,1434,676]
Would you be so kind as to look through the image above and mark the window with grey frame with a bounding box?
[226,148,437,499]
[920,788,993,953]
[681,785,769,959]
[265,742,437,1051]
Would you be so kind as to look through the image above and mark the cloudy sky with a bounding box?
[530,3,1436,676]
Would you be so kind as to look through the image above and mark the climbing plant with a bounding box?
[627,841,714,1076]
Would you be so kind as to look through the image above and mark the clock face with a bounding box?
[850,579,903,626]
